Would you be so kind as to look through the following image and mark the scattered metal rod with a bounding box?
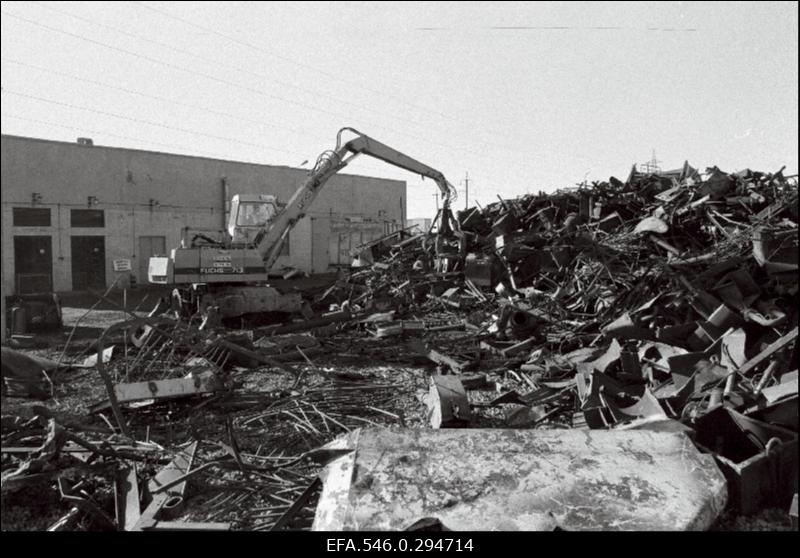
[753,361,780,397]
[47,507,82,531]
[149,461,218,495]
[269,477,322,531]
[56,276,122,367]
[57,478,116,530]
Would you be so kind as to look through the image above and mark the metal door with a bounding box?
[13,236,53,293]
[71,236,106,291]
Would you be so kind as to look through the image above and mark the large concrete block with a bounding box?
[313,428,727,531]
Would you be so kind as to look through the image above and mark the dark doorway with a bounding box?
[13,236,53,294]
[71,236,106,291]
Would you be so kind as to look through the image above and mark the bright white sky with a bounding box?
[2,1,798,219]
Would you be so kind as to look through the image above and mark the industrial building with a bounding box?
[1,134,406,295]
[406,217,432,233]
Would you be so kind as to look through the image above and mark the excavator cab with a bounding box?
[228,194,279,245]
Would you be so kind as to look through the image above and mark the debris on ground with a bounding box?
[2,164,797,530]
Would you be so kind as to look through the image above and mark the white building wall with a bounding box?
[1,135,406,294]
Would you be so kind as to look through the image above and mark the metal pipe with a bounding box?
[753,361,779,397]
[723,372,736,398]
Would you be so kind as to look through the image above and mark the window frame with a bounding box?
[70,208,105,228]
[12,207,52,227]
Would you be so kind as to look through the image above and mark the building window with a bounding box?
[71,209,105,227]
[13,207,51,227]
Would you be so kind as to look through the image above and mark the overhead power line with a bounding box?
[129,0,450,120]
[2,57,321,140]
[29,0,428,128]
[2,89,300,155]
[127,1,596,166]
[1,8,518,169]
[3,5,587,173]
[0,9,378,126]
[1,61,410,177]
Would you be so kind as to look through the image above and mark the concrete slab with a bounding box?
[313,428,727,531]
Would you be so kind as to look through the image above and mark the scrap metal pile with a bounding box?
[2,163,797,530]
[1,315,415,530]
[332,165,798,423]
[319,164,799,520]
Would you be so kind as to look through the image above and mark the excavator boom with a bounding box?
[337,127,457,205]
[257,127,458,272]
[149,127,462,324]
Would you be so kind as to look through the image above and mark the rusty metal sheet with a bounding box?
[115,463,141,530]
[78,346,115,369]
[130,442,198,531]
[426,349,471,374]
[694,407,797,515]
[141,520,232,531]
[112,371,220,404]
[464,253,494,287]
[760,378,799,405]
[313,428,727,531]
[424,375,471,428]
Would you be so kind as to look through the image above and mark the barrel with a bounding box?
[11,306,27,334]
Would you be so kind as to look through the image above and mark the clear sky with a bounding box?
[2,1,797,219]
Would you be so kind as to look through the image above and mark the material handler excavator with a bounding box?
[148,127,464,325]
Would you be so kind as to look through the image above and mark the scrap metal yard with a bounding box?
[1,0,798,538]
[2,164,797,531]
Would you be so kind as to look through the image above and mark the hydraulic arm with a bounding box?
[256,127,459,272]
[149,127,462,324]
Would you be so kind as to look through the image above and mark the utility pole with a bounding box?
[461,172,470,209]
[432,192,439,211]
[641,149,662,174]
